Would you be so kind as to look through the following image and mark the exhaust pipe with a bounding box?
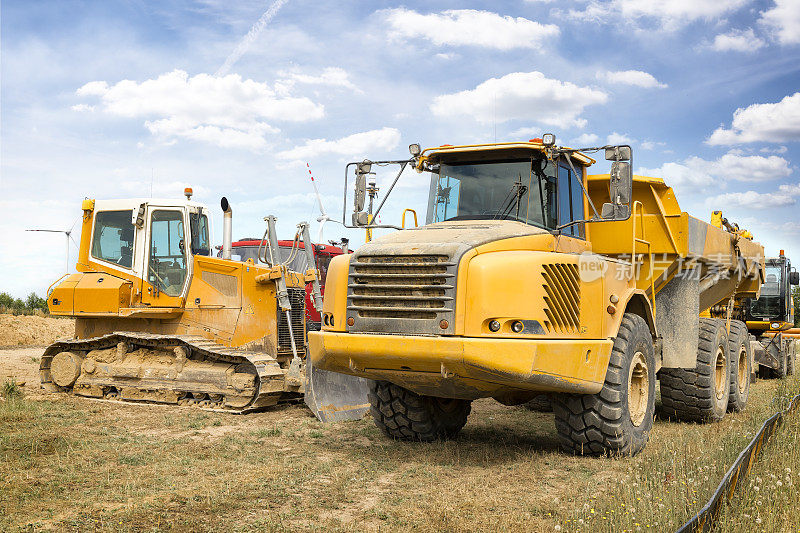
[221,197,232,260]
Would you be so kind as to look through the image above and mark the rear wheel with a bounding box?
[553,313,655,456]
[368,381,471,441]
[727,321,751,412]
[660,318,730,422]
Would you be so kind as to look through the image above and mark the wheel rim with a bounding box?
[737,346,748,393]
[715,346,727,400]
[628,351,649,427]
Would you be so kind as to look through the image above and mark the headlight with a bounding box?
[511,321,524,333]
[771,322,781,330]
[488,320,501,332]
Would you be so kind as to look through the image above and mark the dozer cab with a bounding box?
[41,191,370,420]
[309,137,765,455]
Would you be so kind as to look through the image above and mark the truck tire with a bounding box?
[524,394,553,412]
[552,313,655,456]
[660,318,730,422]
[727,320,751,412]
[368,381,471,441]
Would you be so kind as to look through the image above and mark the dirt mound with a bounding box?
[0,314,74,347]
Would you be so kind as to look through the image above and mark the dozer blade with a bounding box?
[304,358,372,422]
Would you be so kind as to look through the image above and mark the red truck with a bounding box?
[224,238,347,331]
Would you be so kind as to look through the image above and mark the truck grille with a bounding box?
[542,263,580,334]
[347,254,456,334]
[277,288,306,353]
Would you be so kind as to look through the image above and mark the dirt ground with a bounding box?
[2,341,799,532]
[0,314,74,348]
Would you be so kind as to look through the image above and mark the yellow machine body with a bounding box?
[309,141,765,403]
[42,197,314,412]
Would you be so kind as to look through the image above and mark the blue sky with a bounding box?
[2,0,800,297]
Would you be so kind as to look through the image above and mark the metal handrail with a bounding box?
[631,200,656,319]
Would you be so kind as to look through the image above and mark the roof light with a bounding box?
[542,133,556,146]
[184,187,193,200]
[409,143,421,157]
[530,138,543,143]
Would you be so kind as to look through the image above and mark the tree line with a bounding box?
[0,292,49,315]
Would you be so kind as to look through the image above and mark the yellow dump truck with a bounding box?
[41,193,369,420]
[309,137,764,455]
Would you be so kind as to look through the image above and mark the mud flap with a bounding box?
[304,358,372,422]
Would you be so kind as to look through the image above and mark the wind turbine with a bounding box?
[306,162,336,243]
[26,215,81,275]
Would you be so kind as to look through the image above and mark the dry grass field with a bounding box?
[1,315,798,532]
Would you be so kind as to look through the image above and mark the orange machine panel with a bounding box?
[48,274,83,315]
[73,273,133,316]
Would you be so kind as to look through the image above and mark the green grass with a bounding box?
[1,370,798,532]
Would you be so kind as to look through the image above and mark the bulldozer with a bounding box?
[308,136,765,455]
[41,190,370,420]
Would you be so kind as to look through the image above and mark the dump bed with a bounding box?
[587,175,765,313]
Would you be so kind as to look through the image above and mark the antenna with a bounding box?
[26,215,81,275]
[306,162,337,243]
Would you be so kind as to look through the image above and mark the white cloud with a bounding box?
[119,179,210,199]
[598,70,668,88]
[710,28,766,52]
[760,0,800,45]
[509,126,542,138]
[639,150,792,192]
[760,145,788,154]
[708,92,800,144]
[430,72,608,128]
[381,8,559,50]
[276,127,401,161]
[571,133,600,145]
[275,67,360,93]
[705,187,799,209]
[70,103,94,112]
[569,0,748,30]
[75,70,324,150]
[641,140,666,150]
[607,132,637,145]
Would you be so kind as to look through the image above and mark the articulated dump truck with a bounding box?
[308,137,765,455]
[42,193,369,421]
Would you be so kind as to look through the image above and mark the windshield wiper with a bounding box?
[493,175,528,221]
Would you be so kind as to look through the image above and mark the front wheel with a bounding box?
[553,313,655,456]
[368,381,471,441]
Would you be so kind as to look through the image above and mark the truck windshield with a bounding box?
[428,158,558,230]
[750,265,783,320]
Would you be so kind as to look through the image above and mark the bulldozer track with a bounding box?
[39,332,288,413]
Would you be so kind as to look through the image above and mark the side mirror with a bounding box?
[790,270,799,286]
[605,146,631,161]
[354,173,366,213]
[601,150,633,220]
[352,160,373,226]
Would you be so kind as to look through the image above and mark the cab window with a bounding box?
[190,212,210,256]
[149,210,187,296]
[557,165,585,239]
[91,210,134,268]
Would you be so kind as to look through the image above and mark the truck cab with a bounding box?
[746,253,799,332]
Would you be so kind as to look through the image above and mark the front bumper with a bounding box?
[308,331,613,399]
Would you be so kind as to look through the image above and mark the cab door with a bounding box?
[141,207,189,307]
